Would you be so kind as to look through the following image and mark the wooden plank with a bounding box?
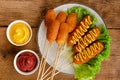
[0,0,119,28]
[95,56,120,80]
[0,0,45,27]
[0,27,40,80]
[0,27,74,80]
[108,29,120,56]
[0,27,119,80]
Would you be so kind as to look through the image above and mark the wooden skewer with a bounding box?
[42,64,52,78]
[50,45,62,80]
[37,39,47,80]
[42,69,52,80]
[42,44,66,77]
[41,44,66,79]
[38,42,68,80]
[46,63,72,80]
[50,44,71,80]
[42,52,73,80]
[39,43,52,80]
[57,52,73,67]
[40,46,62,80]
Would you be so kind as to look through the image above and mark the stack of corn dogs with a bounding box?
[37,8,104,80]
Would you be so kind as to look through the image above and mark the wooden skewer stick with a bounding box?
[42,64,52,78]
[57,52,73,67]
[48,44,66,80]
[50,45,62,80]
[41,44,66,79]
[40,47,60,80]
[42,52,73,80]
[47,63,72,80]
[40,43,66,80]
[42,69,52,80]
[42,46,60,79]
[50,44,70,80]
[37,39,47,80]
[42,44,66,77]
[39,43,52,80]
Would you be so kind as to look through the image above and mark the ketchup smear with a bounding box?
[17,52,37,72]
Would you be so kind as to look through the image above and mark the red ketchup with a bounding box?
[17,52,37,72]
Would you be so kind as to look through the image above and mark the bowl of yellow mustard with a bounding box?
[6,20,32,46]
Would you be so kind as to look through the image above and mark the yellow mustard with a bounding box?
[74,42,104,64]
[75,27,100,53]
[69,16,92,45]
[9,22,30,44]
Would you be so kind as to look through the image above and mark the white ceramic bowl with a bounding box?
[14,50,40,75]
[6,20,32,46]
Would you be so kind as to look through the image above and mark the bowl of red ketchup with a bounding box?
[14,50,40,75]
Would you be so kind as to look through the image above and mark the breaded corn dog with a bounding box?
[56,23,69,45]
[56,11,67,23]
[74,27,100,53]
[47,20,60,44]
[67,16,93,46]
[66,13,77,32]
[45,9,56,28]
[73,42,104,64]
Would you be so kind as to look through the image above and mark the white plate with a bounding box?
[37,4,106,74]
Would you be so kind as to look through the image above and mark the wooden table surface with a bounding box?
[0,0,120,80]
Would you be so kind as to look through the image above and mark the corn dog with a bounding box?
[74,27,100,53]
[56,11,67,24]
[67,16,93,46]
[66,13,77,32]
[47,20,60,44]
[56,23,69,45]
[45,9,56,28]
[73,42,104,64]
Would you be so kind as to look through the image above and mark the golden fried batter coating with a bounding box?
[56,23,69,45]
[45,9,56,28]
[47,20,60,44]
[67,16,93,46]
[73,42,104,64]
[66,13,77,32]
[74,27,101,53]
[56,11,67,24]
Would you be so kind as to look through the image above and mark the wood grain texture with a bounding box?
[0,0,119,80]
[0,27,74,80]
[0,0,119,28]
[0,27,119,80]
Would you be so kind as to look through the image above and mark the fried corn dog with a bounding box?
[45,9,56,28]
[56,11,67,23]
[66,13,77,32]
[73,42,104,64]
[56,23,69,45]
[47,20,60,44]
[74,27,101,53]
[67,16,93,46]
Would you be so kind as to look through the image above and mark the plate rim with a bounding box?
[37,3,107,74]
